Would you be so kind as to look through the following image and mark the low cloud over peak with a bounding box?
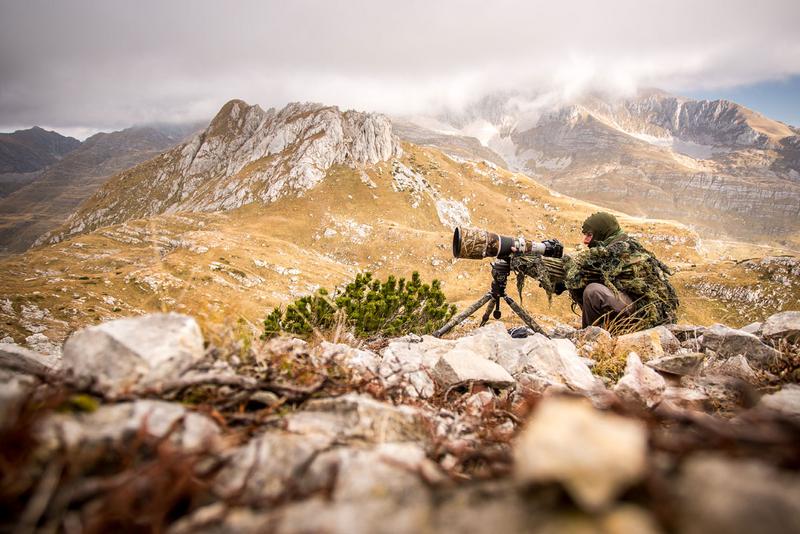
[1,0,798,134]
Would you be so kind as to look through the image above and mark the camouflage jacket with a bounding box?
[562,232,679,328]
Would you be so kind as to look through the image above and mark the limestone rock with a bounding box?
[433,348,515,389]
[646,352,705,376]
[514,396,647,511]
[700,324,781,369]
[214,430,334,503]
[758,384,800,419]
[614,352,666,408]
[284,393,428,444]
[662,386,710,411]
[316,341,380,380]
[740,321,763,336]
[0,368,39,428]
[761,311,800,343]
[379,335,450,398]
[570,325,612,344]
[680,375,754,414]
[667,324,707,343]
[615,326,680,361]
[0,342,61,378]
[702,354,760,383]
[511,334,601,394]
[676,455,800,534]
[38,400,220,455]
[62,313,205,396]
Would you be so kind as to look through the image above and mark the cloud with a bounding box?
[1,0,798,135]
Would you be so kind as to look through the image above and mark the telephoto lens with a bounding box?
[452,227,563,259]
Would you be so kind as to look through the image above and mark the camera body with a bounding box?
[452,227,563,260]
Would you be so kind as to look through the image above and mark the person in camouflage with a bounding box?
[560,212,679,331]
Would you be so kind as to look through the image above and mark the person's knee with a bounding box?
[583,283,607,308]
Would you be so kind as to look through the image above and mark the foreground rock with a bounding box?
[514,396,647,511]
[646,352,705,376]
[676,455,800,534]
[62,313,205,396]
[761,311,800,343]
[0,342,61,378]
[433,348,515,388]
[614,326,680,361]
[614,352,666,408]
[38,399,221,455]
[700,324,781,369]
[758,384,800,419]
[378,323,600,398]
[4,311,799,533]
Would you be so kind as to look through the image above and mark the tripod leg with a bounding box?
[432,293,493,338]
[503,295,548,336]
[479,297,498,326]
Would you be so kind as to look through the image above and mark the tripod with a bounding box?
[433,258,547,338]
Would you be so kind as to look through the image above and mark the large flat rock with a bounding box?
[514,396,647,511]
[62,313,205,396]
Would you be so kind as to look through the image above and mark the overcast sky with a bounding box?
[1,0,799,138]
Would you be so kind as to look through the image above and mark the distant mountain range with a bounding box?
[0,123,202,255]
[396,90,800,249]
[0,126,80,174]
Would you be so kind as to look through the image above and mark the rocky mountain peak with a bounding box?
[52,100,402,241]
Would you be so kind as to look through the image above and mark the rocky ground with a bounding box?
[1,311,799,533]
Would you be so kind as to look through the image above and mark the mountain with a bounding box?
[44,100,400,244]
[0,123,201,256]
[0,126,81,174]
[0,99,797,352]
[408,90,800,249]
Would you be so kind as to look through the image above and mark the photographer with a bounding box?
[558,212,679,331]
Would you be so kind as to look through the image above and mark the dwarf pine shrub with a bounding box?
[262,271,456,339]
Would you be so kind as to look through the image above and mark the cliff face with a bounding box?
[421,91,800,247]
[49,101,402,243]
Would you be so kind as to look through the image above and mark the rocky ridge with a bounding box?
[1,310,799,532]
[417,90,800,246]
[49,101,402,243]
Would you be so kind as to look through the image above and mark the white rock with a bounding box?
[215,430,334,503]
[758,384,800,419]
[761,311,800,342]
[0,342,61,377]
[379,335,451,398]
[702,354,759,382]
[514,396,648,511]
[284,393,427,444]
[62,313,205,396]
[700,324,781,369]
[38,400,220,453]
[615,326,679,361]
[514,334,602,394]
[614,352,666,408]
[433,348,515,388]
[316,341,380,380]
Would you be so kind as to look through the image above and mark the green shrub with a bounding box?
[262,271,455,340]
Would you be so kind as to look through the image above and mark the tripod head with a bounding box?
[490,258,511,299]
